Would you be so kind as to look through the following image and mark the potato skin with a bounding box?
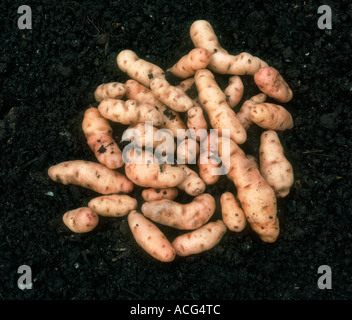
[195,69,247,145]
[117,50,165,88]
[124,79,187,137]
[187,106,208,141]
[259,130,294,198]
[224,76,244,108]
[167,48,212,79]
[150,78,198,112]
[254,67,293,103]
[142,188,179,201]
[124,149,186,188]
[98,98,162,126]
[88,195,137,217]
[62,207,99,233]
[237,93,267,130]
[128,210,176,262]
[172,220,227,256]
[48,160,133,195]
[94,82,126,102]
[177,164,206,196]
[250,102,293,131]
[141,193,216,230]
[190,20,268,75]
[217,138,279,243]
[82,107,124,169]
[220,192,246,232]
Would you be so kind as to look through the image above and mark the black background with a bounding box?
[1,0,351,301]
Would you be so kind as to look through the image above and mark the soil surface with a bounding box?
[1,0,351,302]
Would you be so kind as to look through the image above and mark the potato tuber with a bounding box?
[224,76,244,108]
[190,20,268,75]
[48,160,133,195]
[250,102,293,131]
[259,130,294,198]
[117,49,165,88]
[88,194,137,217]
[94,82,126,102]
[141,193,216,230]
[220,192,246,232]
[167,48,212,79]
[142,188,179,201]
[172,220,227,257]
[254,66,293,103]
[177,164,206,196]
[62,207,99,233]
[128,210,176,262]
[82,107,124,169]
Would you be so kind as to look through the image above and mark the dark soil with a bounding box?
[1,0,352,302]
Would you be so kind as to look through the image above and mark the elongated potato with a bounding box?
[142,188,179,201]
[167,48,212,79]
[177,164,206,196]
[62,207,99,233]
[82,107,124,169]
[172,220,227,256]
[237,93,267,130]
[190,20,268,75]
[117,50,165,87]
[220,192,246,232]
[88,194,137,217]
[254,67,293,103]
[98,98,162,126]
[195,69,247,144]
[259,130,294,198]
[217,137,279,243]
[186,106,208,141]
[176,138,199,165]
[128,210,176,262]
[94,82,126,102]
[224,76,244,108]
[197,132,221,185]
[124,79,187,136]
[250,102,293,131]
[150,77,198,112]
[123,122,175,152]
[48,160,133,195]
[141,193,215,230]
[124,148,186,188]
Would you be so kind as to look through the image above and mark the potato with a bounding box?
[142,187,179,201]
[190,20,268,75]
[250,102,293,131]
[259,130,294,198]
[124,148,186,188]
[48,160,133,195]
[94,82,126,102]
[128,210,176,262]
[124,79,187,136]
[177,164,206,196]
[194,69,247,145]
[172,220,227,256]
[98,98,162,126]
[237,93,267,130]
[176,138,199,165]
[62,207,99,233]
[217,137,279,243]
[197,132,222,185]
[150,77,199,112]
[224,76,244,108]
[141,193,216,230]
[82,107,124,169]
[88,194,137,217]
[254,66,293,103]
[167,48,212,79]
[186,106,208,141]
[117,50,165,87]
[123,122,175,152]
[220,192,247,232]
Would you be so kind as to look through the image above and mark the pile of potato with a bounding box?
[48,20,294,262]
